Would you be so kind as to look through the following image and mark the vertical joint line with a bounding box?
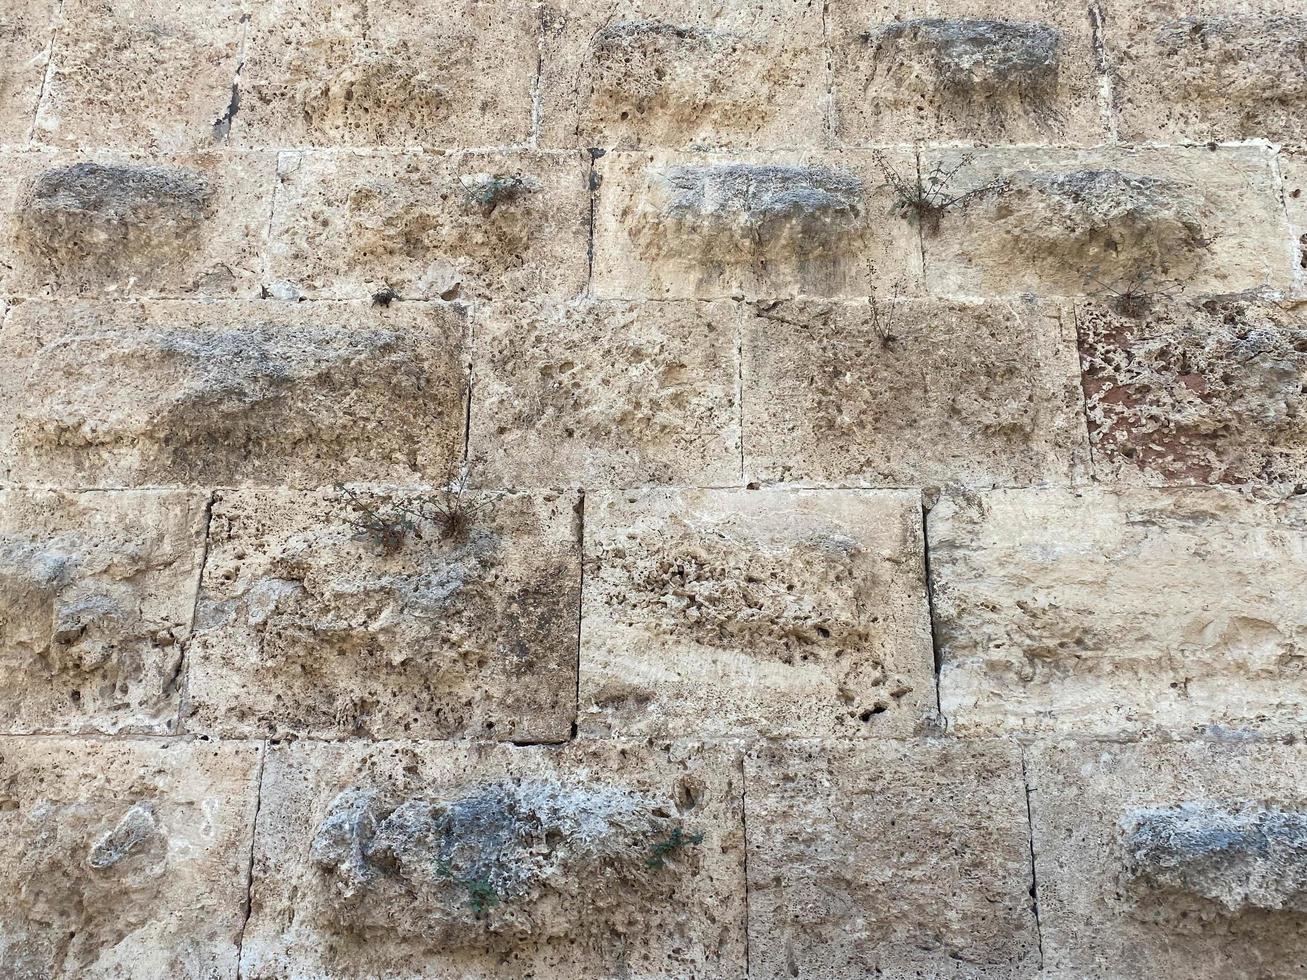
[585,151,600,294]
[740,752,752,978]
[1019,746,1045,970]
[821,1,835,144]
[176,492,217,736]
[29,0,66,144]
[571,491,585,741]
[1087,1,1117,142]
[234,744,269,980]
[920,495,942,719]
[914,147,929,283]
[736,307,746,485]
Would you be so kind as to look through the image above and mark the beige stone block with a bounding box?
[830,0,1103,145]
[241,739,746,979]
[186,488,581,741]
[1282,149,1307,296]
[930,487,1307,736]
[470,299,742,489]
[742,297,1089,487]
[1029,739,1307,979]
[233,0,537,148]
[538,0,826,150]
[268,150,589,302]
[746,739,1039,978]
[0,489,206,734]
[0,736,261,979]
[580,488,935,738]
[0,300,466,487]
[591,150,924,300]
[0,0,55,145]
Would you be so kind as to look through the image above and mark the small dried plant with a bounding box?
[867,281,903,349]
[336,460,491,555]
[1086,268,1184,319]
[872,151,1001,235]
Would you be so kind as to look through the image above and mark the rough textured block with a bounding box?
[1077,297,1307,485]
[580,489,935,738]
[1029,740,1307,979]
[746,739,1039,978]
[742,297,1088,487]
[591,150,924,300]
[539,0,825,149]
[0,737,261,979]
[0,300,466,487]
[1283,150,1307,295]
[0,489,207,734]
[0,0,55,145]
[931,487,1307,736]
[241,739,746,979]
[470,299,742,489]
[234,0,537,148]
[186,488,581,741]
[830,0,1103,144]
[268,150,589,302]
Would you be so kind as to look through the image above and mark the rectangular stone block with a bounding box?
[580,488,935,739]
[0,300,466,487]
[242,739,746,979]
[930,487,1307,736]
[1028,739,1307,979]
[538,0,826,150]
[746,739,1039,978]
[267,150,589,302]
[0,0,55,145]
[830,0,1103,145]
[591,150,924,300]
[0,489,207,734]
[742,297,1089,487]
[470,299,742,489]
[0,736,261,979]
[186,488,581,741]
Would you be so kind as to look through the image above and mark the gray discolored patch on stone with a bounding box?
[593,20,728,49]
[87,802,162,871]
[662,164,863,230]
[19,163,211,226]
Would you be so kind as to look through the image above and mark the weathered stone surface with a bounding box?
[1282,150,1307,296]
[931,487,1307,736]
[580,489,935,738]
[0,489,206,734]
[592,151,924,300]
[1029,739,1307,979]
[830,1,1102,144]
[746,739,1038,978]
[268,150,589,302]
[470,299,741,489]
[0,736,261,979]
[921,147,1293,298]
[0,300,466,487]
[0,0,55,145]
[742,297,1088,487]
[34,0,244,151]
[539,0,825,149]
[186,488,581,741]
[242,739,746,978]
[0,150,274,298]
[1077,297,1307,485]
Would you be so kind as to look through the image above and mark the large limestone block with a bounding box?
[0,736,262,979]
[187,488,581,741]
[0,489,207,734]
[591,150,924,300]
[0,0,56,145]
[742,297,1088,487]
[1077,297,1307,485]
[470,299,742,489]
[830,0,1103,145]
[538,0,826,150]
[1028,739,1307,979]
[268,150,589,302]
[0,149,274,298]
[580,489,935,738]
[241,739,747,979]
[233,0,537,148]
[746,739,1039,978]
[930,487,1307,736]
[0,300,466,487]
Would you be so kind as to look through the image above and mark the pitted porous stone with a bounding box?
[742,297,1089,487]
[0,301,466,487]
[186,488,581,741]
[241,740,746,978]
[469,299,742,489]
[746,739,1039,979]
[1077,297,1307,485]
[0,490,207,734]
[1029,740,1307,979]
[0,0,56,145]
[0,737,261,980]
[268,150,589,301]
[539,0,825,149]
[1283,150,1307,296]
[580,489,935,738]
[930,487,1307,736]
[592,151,923,300]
